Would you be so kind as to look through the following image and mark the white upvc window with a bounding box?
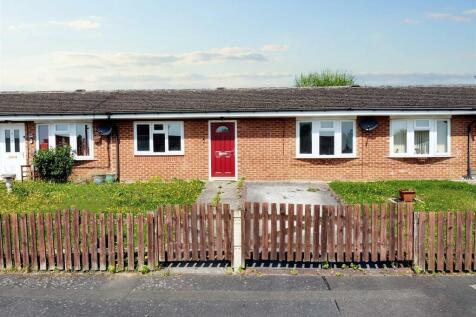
[35,122,94,160]
[390,118,451,157]
[296,119,356,158]
[134,121,184,155]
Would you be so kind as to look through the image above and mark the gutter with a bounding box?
[1,109,476,121]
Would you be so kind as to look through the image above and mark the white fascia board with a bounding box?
[0,114,109,121]
[109,110,476,119]
[0,110,475,121]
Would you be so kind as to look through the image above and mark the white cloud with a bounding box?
[403,18,420,25]
[463,8,476,15]
[48,18,101,30]
[53,46,274,68]
[8,17,101,31]
[357,72,476,85]
[260,44,288,52]
[426,12,471,22]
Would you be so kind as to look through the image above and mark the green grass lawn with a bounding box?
[329,180,476,212]
[0,179,204,213]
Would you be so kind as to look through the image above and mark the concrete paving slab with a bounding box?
[246,181,339,205]
[197,180,242,210]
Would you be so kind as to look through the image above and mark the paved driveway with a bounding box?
[0,273,474,316]
[246,182,339,205]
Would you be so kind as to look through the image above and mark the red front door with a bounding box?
[211,122,236,178]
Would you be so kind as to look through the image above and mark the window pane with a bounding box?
[437,120,448,153]
[153,124,164,131]
[56,124,69,132]
[320,121,334,129]
[299,122,312,154]
[341,122,353,154]
[393,121,407,154]
[137,124,150,151]
[5,130,11,153]
[215,125,229,133]
[76,124,90,156]
[14,129,20,152]
[153,133,165,152]
[415,120,430,128]
[319,131,334,155]
[55,135,70,147]
[168,124,182,151]
[38,125,49,150]
[414,130,430,154]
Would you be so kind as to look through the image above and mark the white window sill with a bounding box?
[134,152,185,156]
[388,154,452,159]
[74,156,95,161]
[296,155,357,159]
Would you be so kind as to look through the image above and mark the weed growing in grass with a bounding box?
[329,180,476,212]
[0,179,204,213]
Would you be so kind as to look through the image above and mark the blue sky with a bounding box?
[1,0,475,90]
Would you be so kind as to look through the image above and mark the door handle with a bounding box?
[215,151,233,158]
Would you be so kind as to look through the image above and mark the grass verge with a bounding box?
[329,180,476,212]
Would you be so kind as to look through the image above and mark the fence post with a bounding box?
[413,212,419,270]
[232,207,244,272]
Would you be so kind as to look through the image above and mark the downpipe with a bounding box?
[466,119,476,180]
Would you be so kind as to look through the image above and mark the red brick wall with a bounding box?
[26,121,115,181]
[237,116,475,181]
[25,116,476,181]
[116,120,208,181]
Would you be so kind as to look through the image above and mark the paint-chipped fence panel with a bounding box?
[242,202,414,263]
[415,211,476,272]
[0,204,233,272]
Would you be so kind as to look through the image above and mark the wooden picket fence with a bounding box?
[1,201,475,273]
[0,204,232,271]
[415,211,476,272]
[242,202,414,263]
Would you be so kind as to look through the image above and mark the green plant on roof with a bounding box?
[295,70,356,87]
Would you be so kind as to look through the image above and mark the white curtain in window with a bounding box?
[393,121,407,153]
[437,120,448,153]
[414,130,430,154]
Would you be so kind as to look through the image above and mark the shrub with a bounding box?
[295,70,356,87]
[33,146,74,183]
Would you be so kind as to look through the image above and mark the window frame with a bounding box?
[389,118,451,158]
[133,121,185,156]
[35,122,94,161]
[295,119,357,159]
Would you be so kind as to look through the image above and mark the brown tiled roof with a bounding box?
[1,86,475,116]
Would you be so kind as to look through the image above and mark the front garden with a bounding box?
[0,179,204,213]
[329,180,476,212]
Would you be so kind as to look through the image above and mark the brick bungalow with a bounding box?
[1,86,476,182]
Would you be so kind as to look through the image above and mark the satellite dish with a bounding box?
[359,118,379,132]
[97,124,113,136]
